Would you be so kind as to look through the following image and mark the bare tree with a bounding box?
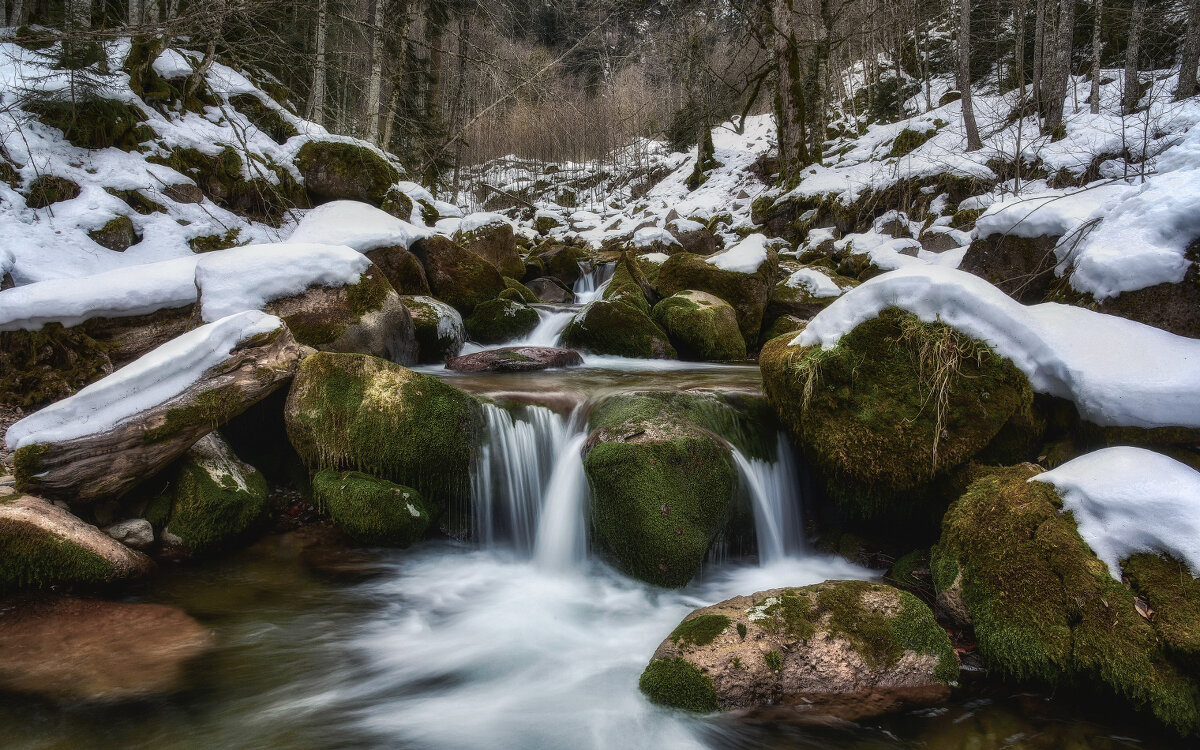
[365,0,386,144]
[1122,0,1145,114]
[1177,0,1200,100]
[958,0,982,150]
[307,0,329,126]
[1089,0,1102,114]
[1042,0,1076,134]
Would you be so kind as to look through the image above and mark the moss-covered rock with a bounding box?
[654,251,776,345]
[765,266,856,323]
[229,93,298,145]
[0,325,114,408]
[761,314,806,342]
[159,433,269,558]
[760,309,1033,517]
[456,219,525,279]
[651,291,747,361]
[363,244,431,296]
[87,215,141,252]
[889,127,937,158]
[312,469,431,546]
[536,243,587,285]
[561,299,676,359]
[27,98,149,151]
[294,140,400,206]
[641,581,956,716]
[284,352,482,504]
[402,295,466,363]
[149,146,307,224]
[24,175,80,208]
[499,277,539,304]
[409,235,506,315]
[464,298,539,344]
[583,392,738,587]
[932,466,1200,735]
[0,495,154,594]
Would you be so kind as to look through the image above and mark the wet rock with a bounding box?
[0,596,213,703]
[561,299,676,359]
[403,295,466,363]
[294,140,400,206]
[525,276,573,303]
[456,216,525,279]
[650,290,746,361]
[464,298,539,344]
[0,495,154,593]
[103,518,154,550]
[312,469,431,546]
[640,581,957,717]
[654,250,777,346]
[446,346,583,372]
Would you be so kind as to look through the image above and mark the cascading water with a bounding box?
[572,262,616,304]
[730,433,807,564]
[532,430,590,569]
[520,306,578,347]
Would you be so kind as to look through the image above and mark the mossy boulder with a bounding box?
[87,215,141,252]
[229,93,297,145]
[641,581,956,717]
[889,127,937,158]
[149,146,307,224]
[761,314,807,342]
[27,98,149,151]
[561,299,676,359]
[499,277,539,304]
[364,244,431,296]
[284,352,482,504]
[402,295,466,363]
[583,392,738,587]
[312,469,431,546]
[464,298,539,344]
[766,266,856,323]
[602,255,654,313]
[651,291,747,362]
[158,433,269,558]
[456,218,525,279]
[294,140,400,206]
[932,465,1200,735]
[0,495,154,594]
[654,251,776,345]
[536,243,587,285]
[760,309,1033,517]
[409,235,506,315]
[25,175,80,208]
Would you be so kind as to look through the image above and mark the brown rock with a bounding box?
[960,233,1059,304]
[456,220,525,279]
[365,244,432,296]
[445,346,583,372]
[525,277,574,303]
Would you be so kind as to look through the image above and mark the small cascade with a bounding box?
[469,403,574,551]
[517,306,577,348]
[532,430,590,569]
[573,262,616,304]
[731,433,806,564]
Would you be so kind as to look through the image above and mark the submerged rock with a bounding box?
[561,299,676,359]
[403,295,466,363]
[932,465,1200,735]
[312,469,431,546]
[446,346,583,372]
[284,352,482,504]
[640,581,957,717]
[651,290,746,362]
[0,596,212,703]
[0,495,154,594]
[760,309,1032,517]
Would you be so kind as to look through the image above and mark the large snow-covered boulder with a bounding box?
[7,311,300,503]
[455,213,525,279]
[640,581,956,718]
[0,495,155,594]
[294,140,401,206]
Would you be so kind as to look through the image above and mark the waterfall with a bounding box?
[730,433,806,564]
[517,306,577,348]
[532,432,590,569]
[573,262,616,304]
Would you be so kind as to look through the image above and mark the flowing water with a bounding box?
[1,366,1190,749]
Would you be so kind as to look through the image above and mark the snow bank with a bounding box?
[288,200,430,252]
[195,242,371,321]
[152,48,193,79]
[784,268,843,298]
[975,184,1132,240]
[459,212,512,234]
[0,257,199,331]
[793,266,1200,429]
[5,310,282,450]
[707,233,769,273]
[1032,448,1200,579]
[631,226,680,248]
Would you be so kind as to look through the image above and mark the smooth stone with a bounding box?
[103,518,155,550]
[445,346,584,373]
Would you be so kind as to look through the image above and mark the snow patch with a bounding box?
[288,200,430,252]
[784,268,844,299]
[706,233,769,274]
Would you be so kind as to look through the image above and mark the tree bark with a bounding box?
[128,0,143,25]
[772,0,809,184]
[307,0,328,127]
[1180,0,1200,100]
[1122,0,1145,114]
[958,0,983,150]
[1042,0,1076,134]
[1033,0,1046,111]
[365,0,386,144]
[1089,0,1103,113]
[381,0,413,150]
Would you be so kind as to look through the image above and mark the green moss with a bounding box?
[403,296,463,364]
[669,614,732,647]
[189,228,243,253]
[149,146,306,225]
[294,140,400,206]
[465,298,539,344]
[603,258,651,313]
[312,469,431,546]
[764,650,783,671]
[932,466,1200,734]
[27,98,148,151]
[87,215,139,251]
[760,309,1032,517]
[561,299,676,359]
[0,325,113,409]
[143,387,244,444]
[25,175,81,208]
[951,208,983,230]
[229,93,298,145]
[0,519,116,594]
[638,658,720,712]
[410,236,506,315]
[501,277,539,304]
[889,127,937,158]
[1123,554,1200,663]
[381,187,414,220]
[285,353,482,505]
[105,187,167,215]
[166,446,269,554]
[654,251,775,345]
[651,291,747,362]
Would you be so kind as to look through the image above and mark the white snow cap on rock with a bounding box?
[792,266,1200,429]
[458,212,513,234]
[196,242,372,322]
[288,200,430,252]
[707,233,770,273]
[1032,447,1200,580]
[631,226,681,248]
[152,48,194,79]
[785,268,843,298]
[5,311,282,450]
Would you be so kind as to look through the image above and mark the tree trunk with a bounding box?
[128,0,143,25]
[307,0,328,127]
[1033,0,1046,111]
[773,0,808,184]
[1122,0,1145,114]
[365,0,385,144]
[423,2,446,190]
[1042,0,1076,134]
[1179,0,1200,100]
[381,0,413,150]
[958,0,983,150]
[1089,0,1103,113]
